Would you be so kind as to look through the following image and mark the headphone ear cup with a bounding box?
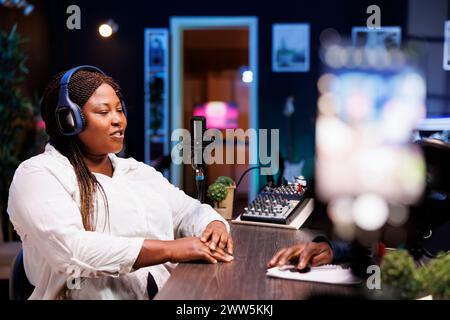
[56,108,76,133]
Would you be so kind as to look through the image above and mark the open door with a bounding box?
[171,17,259,203]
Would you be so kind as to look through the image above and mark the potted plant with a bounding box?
[418,252,450,300]
[0,25,47,241]
[380,249,450,300]
[380,249,423,299]
[207,176,236,220]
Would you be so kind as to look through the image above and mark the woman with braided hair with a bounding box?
[7,67,233,299]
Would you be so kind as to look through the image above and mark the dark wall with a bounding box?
[6,0,409,179]
[0,1,50,98]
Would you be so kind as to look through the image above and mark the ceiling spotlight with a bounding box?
[239,66,253,83]
[98,19,118,38]
[242,70,253,83]
[99,24,113,37]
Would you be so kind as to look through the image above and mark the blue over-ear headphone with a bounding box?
[55,65,127,136]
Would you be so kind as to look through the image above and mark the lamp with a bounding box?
[98,19,119,38]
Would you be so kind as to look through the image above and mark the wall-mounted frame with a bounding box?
[443,21,450,71]
[352,26,402,50]
[144,28,170,173]
[272,23,310,72]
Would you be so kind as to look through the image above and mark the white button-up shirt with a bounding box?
[8,144,229,299]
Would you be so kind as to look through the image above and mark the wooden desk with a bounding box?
[155,224,361,300]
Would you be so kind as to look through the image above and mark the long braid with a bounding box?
[70,141,96,230]
[40,70,119,231]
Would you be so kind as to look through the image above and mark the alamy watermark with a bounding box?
[65,5,381,31]
[366,265,381,290]
[63,263,382,292]
[171,128,280,176]
[66,265,81,290]
[66,5,81,30]
[366,5,381,30]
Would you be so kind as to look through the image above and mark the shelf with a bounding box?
[144,28,170,166]
[150,136,166,143]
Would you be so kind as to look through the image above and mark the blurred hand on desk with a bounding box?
[268,242,333,270]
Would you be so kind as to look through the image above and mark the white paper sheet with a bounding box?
[267,264,362,285]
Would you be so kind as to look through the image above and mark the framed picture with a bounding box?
[352,26,401,50]
[443,21,450,71]
[272,23,310,72]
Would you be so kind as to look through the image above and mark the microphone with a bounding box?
[191,116,206,170]
[190,116,207,203]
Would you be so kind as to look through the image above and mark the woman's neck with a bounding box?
[82,152,113,177]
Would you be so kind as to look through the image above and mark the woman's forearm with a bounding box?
[133,239,172,269]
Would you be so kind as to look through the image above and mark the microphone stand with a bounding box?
[194,167,206,203]
[191,140,215,203]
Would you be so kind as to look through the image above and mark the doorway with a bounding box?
[170,17,259,202]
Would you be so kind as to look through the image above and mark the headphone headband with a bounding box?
[57,65,106,109]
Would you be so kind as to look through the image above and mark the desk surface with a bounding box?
[155,224,361,300]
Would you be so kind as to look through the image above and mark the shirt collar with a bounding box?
[44,143,134,174]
